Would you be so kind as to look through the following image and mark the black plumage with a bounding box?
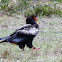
[0,15,40,51]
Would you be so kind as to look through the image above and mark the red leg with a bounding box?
[22,48,24,51]
[33,46,40,50]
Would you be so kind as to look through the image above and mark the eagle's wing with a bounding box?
[7,24,38,43]
[10,24,31,36]
[16,24,39,36]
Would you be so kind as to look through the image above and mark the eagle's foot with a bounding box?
[33,46,40,50]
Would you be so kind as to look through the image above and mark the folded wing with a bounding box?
[7,24,38,43]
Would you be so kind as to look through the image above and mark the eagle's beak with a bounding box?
[36,17,38,21]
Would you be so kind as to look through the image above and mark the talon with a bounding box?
[36,47,40,50]
[33,46,40,50]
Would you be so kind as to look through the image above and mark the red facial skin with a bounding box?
[34,17,38,21]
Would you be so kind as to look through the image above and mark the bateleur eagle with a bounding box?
[0,15,40,51]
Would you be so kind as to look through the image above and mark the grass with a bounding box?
[0,0,62,16]
[0,14,62,62]
[51,0,62,3]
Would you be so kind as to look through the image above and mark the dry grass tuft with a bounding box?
[2,50,11,60]
[1,24,8,28]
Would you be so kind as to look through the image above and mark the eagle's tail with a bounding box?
[0,36,9,43]
[0,36,9,40]
[0,40,8,43]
